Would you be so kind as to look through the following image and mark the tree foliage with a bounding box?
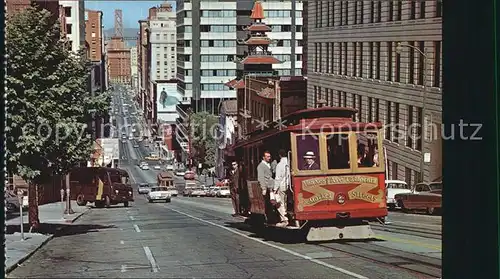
[190,111,219,168]
[6,7,109,184]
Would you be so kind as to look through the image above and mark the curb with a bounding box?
[5,207,91,274]
[5,232,56,274]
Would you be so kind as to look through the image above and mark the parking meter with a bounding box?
[17,189,24,240]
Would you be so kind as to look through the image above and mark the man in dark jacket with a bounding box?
[230,161,240,217]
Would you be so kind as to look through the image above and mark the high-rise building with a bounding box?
[130,47,138,90]
[306,1,443,183]
[148,3,177,82]
[59,0,86,53]
[84,10,103,62]
[175,0,304,113]
[106,37,131,84]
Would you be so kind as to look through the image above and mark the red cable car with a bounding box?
[234,107,387,241]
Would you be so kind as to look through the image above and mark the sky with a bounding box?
[85,1,175,30]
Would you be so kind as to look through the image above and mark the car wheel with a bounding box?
[124,201,129,207]
[76,194,86,206]
[148,199,153,203]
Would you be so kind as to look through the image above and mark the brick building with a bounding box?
[306,1,443,184]
[106,37,131,84]
[85,10,103,62]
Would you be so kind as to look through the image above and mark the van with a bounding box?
[71,167,134,208]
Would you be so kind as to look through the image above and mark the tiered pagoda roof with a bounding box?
[225,0,281,89]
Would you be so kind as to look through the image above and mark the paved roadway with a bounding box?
[8,90,442,279]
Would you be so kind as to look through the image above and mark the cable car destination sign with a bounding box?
[297,175,383,211]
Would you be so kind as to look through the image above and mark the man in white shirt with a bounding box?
[273,149,289,227]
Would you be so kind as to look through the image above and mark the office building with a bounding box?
[175,0,303,113]
[106,37,131,84]
[59,0,86,53]
[306,1,443,183]
[130,46,138,90]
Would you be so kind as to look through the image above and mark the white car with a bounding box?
[166,186,178,197]
[216,187,231,198]
[386,180,412,209]
[141,164,150,170]
[190,188,207,197]
[175,169,186,176]
[147,186,171,203]
[154,165,161,170]
[166,165,174,171]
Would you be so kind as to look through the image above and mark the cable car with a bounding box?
[233,107,387,241]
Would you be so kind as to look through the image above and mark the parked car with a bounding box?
[184,171,195,180]
[147,186,171,203]
[166,165,174,171]
[154,165,161,170]
[216,187,231,198]
[207,187,219,197]
[166,186,178,197]
[190,187,207,197]
[141,163,150,170]
[385,180,412,210]
[5,191,20,213]
[138,183,150,194]
[175,169,186,176]
[394,182,442,215]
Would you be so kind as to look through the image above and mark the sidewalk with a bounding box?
[5,201,91,274]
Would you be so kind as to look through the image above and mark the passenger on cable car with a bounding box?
[257,151,274,196]
[272,149,290,227]
[302,151,320,170]
[230,161,240,217]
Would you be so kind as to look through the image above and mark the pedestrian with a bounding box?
[273,149,289,227]
[257,150,274,207]
[230,161,240,217]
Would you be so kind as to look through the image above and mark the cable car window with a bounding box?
[296,135,321,170]
[355,131,380,168]
[326,133,351,169]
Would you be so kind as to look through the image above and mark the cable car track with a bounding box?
[316,241,441,278]
[370,223,442,240]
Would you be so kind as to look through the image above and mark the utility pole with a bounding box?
[64,173,74,214]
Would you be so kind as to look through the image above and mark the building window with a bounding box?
[326,43,331,73]
[368,42,374,78]
[337,42,342,75]
[396,1,402,21]
[329,42,334,73]
[374,98,380,121]
[387,42,393,81]
[395,49,401,82]
[359,42,363,77]
[339,1,343,26]
[393,103,400,143]
[392,162,398,180]
[64,7,71,17]
[385,101,391,140]
[319,43,323,72]
[405,167,412,186]
[416,107,423,151]
[343,1,348,25]
[433,41,441,87]
[420,1,426,19]
[375,42,381,79]
[376,1,382,22]
[352,42,357,76]
[314,43,319,72]
[66,24,72,34]
[368,97,373,122]
[327,1,333,26]
[388,1,394,21]
[314,86,318,106]
[410,1,416,19]
[436,0,442,17]
[407,105,414,148]
[408,41,415,84]
[343,42,347,75]
[369,1,374,23]
[418,41,425,85]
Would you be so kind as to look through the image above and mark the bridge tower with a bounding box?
[114,9,123,38]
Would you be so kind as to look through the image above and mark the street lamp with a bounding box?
[395,42,428,183]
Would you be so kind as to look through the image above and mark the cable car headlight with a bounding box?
[337,193,346,205]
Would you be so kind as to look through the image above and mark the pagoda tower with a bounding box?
[225,1,282,138]
[225,0,281,90]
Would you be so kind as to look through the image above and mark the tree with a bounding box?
[6,7,109,228]
[190,111,219,169]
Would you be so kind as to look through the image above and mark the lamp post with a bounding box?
[395,42,428,183]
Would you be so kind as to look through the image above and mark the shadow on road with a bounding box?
[6,223,116,237]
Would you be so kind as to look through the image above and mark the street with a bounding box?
[8,90,441,279]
